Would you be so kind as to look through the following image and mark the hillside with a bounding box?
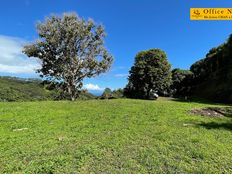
[0,99,231,173]
[0,76,96,101]
[0,76,54,101]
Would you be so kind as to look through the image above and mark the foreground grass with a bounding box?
[0,98,232,173]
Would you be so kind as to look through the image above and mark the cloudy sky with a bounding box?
[0,0,232,91]
[0,35,39,74]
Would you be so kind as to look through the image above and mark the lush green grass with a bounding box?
[0,98,232,173]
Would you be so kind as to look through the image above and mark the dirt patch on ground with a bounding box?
[190,107,232,117]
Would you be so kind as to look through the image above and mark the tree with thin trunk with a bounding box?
[23,13,113,101]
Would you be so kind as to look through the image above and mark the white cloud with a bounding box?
[83,83,104,91]
[114,73,128,78]
[0,35,40,74]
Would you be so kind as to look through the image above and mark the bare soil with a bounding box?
[190,107,232,117]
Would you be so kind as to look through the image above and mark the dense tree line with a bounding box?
[170,34,232,102]
[190,35,232,83]
[188,34,232,102]
[123,34,232,102]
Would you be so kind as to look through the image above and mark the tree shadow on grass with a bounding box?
[222,110,232,118]
[170,97,224,105]
[197,122,232,131]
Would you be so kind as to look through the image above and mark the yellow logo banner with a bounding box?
[190,8,232,20]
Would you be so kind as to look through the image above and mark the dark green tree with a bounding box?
[124,49,172,99]
[187,34,232,102]
[171,68,193,97]
[23,13,113,101]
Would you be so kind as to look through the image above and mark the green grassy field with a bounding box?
[0,98,232,173]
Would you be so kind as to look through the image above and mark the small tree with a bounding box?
[101,88,112,99]
[124,49,172,99]
[112,88,124,98]
[23,13,113,101]
[100,88,124,99]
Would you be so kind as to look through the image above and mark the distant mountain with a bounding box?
[0,76,53,101]
[0,76,96,101]
[88,90,103,96]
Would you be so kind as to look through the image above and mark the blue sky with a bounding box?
[0,0,232,92]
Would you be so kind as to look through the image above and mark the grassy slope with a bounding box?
[0,98,232,173]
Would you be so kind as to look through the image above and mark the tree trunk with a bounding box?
[66,74,77,101]
[146,88,150,99]
[71,96,75,101]
[67,85,76,101]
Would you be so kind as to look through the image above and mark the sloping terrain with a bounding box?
[0,98,231,173]
[0,77,54,101]
[0,77,96,101]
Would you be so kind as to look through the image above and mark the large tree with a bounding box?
[124,49,172,99]
[23,13,113,101]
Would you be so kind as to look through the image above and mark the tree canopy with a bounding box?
[124,49,172,99]
[23,13,113,101]
[171,68,193,97]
